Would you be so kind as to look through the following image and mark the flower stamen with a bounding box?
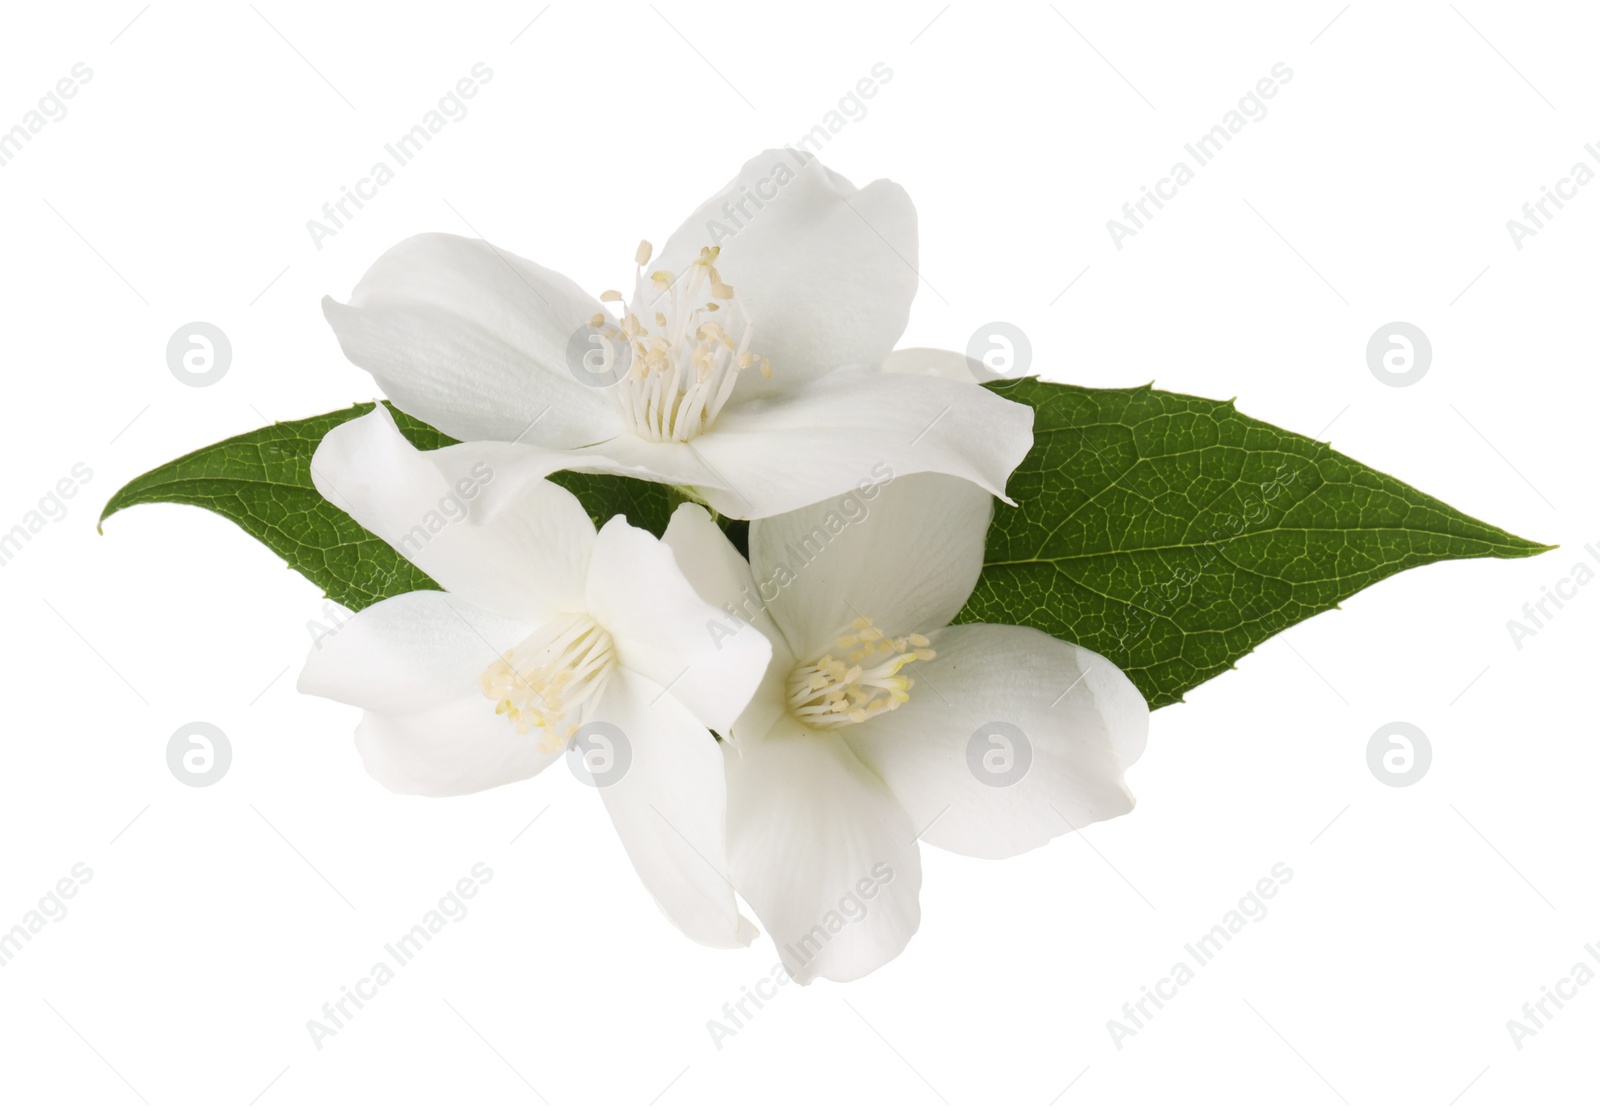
[787,616,935,728]
[590,243,771,442]
[479,614,616,752]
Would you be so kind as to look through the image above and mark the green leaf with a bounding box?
[104,387,1549,712]
[955,378,1552,709]
[99,403,680,611]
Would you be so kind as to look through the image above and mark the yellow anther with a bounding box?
[598,243,771,441]
[481,616,615,742]
[786,618,938,729]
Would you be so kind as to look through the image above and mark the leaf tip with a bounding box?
[1498,535,1558,558]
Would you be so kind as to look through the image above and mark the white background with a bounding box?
[0,1,1594,1107]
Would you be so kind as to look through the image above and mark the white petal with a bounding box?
[879,346,981,383]
[311,405,594,619]
[431,435,704,529]
[585,517,770,734]
[694,367,1033,519]
[322,233,623,447]
[456,433,768,524]
[560,436,726,494]
[445,362,1034,522]
[724,716,921,985]
[845,625,1149,860]
[592,669,757,948]
[298,590,531,713]
[652,150,918,405]
[352,696,565,797]
[296,592,561,797]
[661,504,794,742]
[749,472,992,662]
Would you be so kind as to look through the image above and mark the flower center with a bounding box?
[786,616,936,728]
[479,614,616,752]
[591,241,771,443]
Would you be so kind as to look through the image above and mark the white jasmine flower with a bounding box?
[663,473,1150,982]
[321,149,1033,519]
[296,406,770,947]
